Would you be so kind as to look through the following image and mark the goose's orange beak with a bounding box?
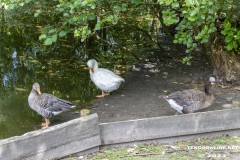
[90,68,94,73]
[36,88,41,94]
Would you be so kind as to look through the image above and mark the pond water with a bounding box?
[0,45,101,139]
[0,13,154,139]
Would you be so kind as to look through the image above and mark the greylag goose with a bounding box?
[87,59,125,98]
[28,82,76,128]
[160,74,217,114]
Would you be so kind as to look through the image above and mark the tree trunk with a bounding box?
[207,38,240,84]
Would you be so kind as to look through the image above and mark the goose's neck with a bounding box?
[204,81,211,95]
[93,62,98,70]
[29,89,38,98]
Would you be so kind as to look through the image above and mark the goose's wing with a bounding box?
[97,68,124,82]
[37,93,75,113]
[92,68,124,90]
[29,102,54,119]
[167,89,205,106]
[165,91,191,113]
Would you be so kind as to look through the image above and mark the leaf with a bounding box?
[208,27,216,33]
[49,29,56,34]
[165,18,175,25]
[173,40,178,43]
[185,49,190,53]
[192,43,197,48]
[19,2,24,6]
[185,0,194,6]
[88,13,96,20]
[232,41,238,49]
[39,34,47,40]
[36,9,41,13]
[74,29,81,37]
[190,8,199,16]
[171,1,179,8]
[165,0,173,5]
[195,35,201,40]
[9,4,15,10]
[59,31,67,37]
[178,38,183,42]
[122,3,128,11]
[200,38,208,43]
[82,1,88,6]
[94,23,101,30]
[44,38,53,45]
[51,34,58,43]
[131,0,141,5]
[225,35,233,43]
[226,44,233,51]
[64,13,69,17]
[34,12,40,17]
[188,16,195,21]
[201,14,205,20]
[111,15,119,25]
[91,4,96,9]
[208,1,214,5]
[201,0,207,5]
[73,16,79,22]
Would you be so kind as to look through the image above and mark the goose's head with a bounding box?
[207,74,217,86]
[32,82,41,94]
[87,59,98,73]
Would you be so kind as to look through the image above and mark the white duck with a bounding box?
[87,59,125,98]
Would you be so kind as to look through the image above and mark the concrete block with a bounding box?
[0,113,101,160]
[100,109,240,145]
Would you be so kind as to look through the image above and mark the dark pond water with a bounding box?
[0,45,103,139]
[0,13,155,139]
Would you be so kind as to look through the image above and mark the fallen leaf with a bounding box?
[15,87,27,92]
[234,87,240,91]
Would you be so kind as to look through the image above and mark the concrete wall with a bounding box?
[0,114,100,160]
[1,109,240,159]
[100,109,240,145]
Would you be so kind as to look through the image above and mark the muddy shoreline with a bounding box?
[56,45,240,125]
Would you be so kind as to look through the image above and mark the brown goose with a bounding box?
[28,82,76,128]
[160,74,217,114]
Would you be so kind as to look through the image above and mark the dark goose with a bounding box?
[160,74,217,114]
[28,82,76,128]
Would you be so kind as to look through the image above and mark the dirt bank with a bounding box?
[82,45,240,123]
[56,42,240,125]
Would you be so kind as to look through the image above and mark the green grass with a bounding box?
[68,136,240,160]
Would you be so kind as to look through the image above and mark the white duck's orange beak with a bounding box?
[36,88,41,94]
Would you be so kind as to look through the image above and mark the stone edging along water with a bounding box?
[1,109,240,160]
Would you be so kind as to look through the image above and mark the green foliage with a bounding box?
[159,0,240,62]
[162,9,179,26]
[54,0,123,42]
[38,28,59,46]
[221,20,240,53]
[1,0,240,58]
[172,0,220,54]
[182,56,192,65]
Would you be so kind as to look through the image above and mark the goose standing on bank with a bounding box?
[87,59,125,98]
[28,82,76,128]
[159,74,217,114]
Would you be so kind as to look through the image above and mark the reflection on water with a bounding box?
[0,47,98,139]
[0,13,153,139]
